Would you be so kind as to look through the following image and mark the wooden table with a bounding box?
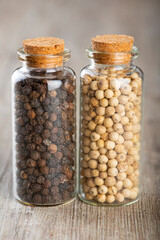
[0,0,160,239]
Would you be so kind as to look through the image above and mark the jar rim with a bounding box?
[17,47,71,62]
[86,45,139,61]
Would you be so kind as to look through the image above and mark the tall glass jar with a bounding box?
[78,35,143,206]
[12,37,76,206]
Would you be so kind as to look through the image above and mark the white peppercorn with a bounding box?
[98,163,107,171]
[96,106,105,116]
[89,187,98,196]
[88,159,98,169]
[90,132,100,141]
[123,178,133,189]
[90,141,98,150]
[104,140,115,150]
[98,155,108,163]
[114,90,121,97]
[94,177,104,186]
[114,144,125,153]
[113,122,123,132]
[108,167,118,177]
[116,135,124,144]
[105,177,116,186]
[121,85,132,95]
[117,172,126,181]
[87,178,96,187]
[94,115,105,125]
[99,172,108,179]
[123,131,133,140]
[99,148,107,155]
[106,195,115,203]
[116,153,126,162]
[121,116,129,125]
[95,90,104,100]
[89,150,100,159]
[100,98,108,107]
[122,189,131,198]
[109,132,119,141]
[108,159,118,168]
[117,162,128,172]
[83,137,91,146]
[91,169,99,177]
[82,184,90,193]
[109,97,119,106]
[115,193,124,202]
[96,125,106,135]
[108,186,117,195]
[128,190,138,199]
[107,150,117,159]
[98,78,108,90]
[105,106,115,117]
[123,140,133,150]
[98,185,108,194]
[88,121,96,130]
[84,168,92,178]
[81,160,88,168]
[85,193,93,200]
[97,194,106,203]
[110,79,121,90]
[112,113,121,123]
[125,102,134,111]
[118,95,128,105]
[90,81,98,90]
[115,104,125,113]
[103,118,113,128]
[105,89,114,99]
[115,181,123,190]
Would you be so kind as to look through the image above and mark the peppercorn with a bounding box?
[30,151,40,161]
[40,166,49,175]
[27,159,37,168]
[37,176,45,184]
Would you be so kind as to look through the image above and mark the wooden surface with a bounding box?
[0,0,160,239]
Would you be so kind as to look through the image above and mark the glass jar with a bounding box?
[12,38,76,206]
[78,35,143,206]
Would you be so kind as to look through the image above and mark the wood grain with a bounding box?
[0,0,160,239]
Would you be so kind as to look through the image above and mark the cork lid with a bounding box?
[22,37,65,68]
[23,37,64,55]
[91,35,134,53]
[90,34,134,65]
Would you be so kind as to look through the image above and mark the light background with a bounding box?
[0,0,160,239]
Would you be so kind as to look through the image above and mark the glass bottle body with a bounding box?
[78,56,143,206]
[12,64,76,206]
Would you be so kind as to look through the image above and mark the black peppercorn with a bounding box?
[42,129,50,139]
[30,151,40,161]
[37,159,46,167]
[14,73,75,205]
[27,159,37,167]
[45,120,53,130]
[37,176,45,184]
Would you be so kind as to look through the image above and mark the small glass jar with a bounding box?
[12,37,76,206]
[78,35,143,206]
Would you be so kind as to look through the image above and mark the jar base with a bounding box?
[14,194,76,207]
[78,194,140,207]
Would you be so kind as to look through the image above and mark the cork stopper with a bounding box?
[22,37,65,68]
[91,34,134,65]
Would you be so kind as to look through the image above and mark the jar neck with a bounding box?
[89,59,134,71]
[21,61,65,71]
[17,48,71,69]
[86,46,139,72]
